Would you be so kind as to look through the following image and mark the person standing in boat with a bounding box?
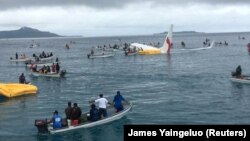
[113,91,126,112]
[52,110,62,129]
[90,94,111,118]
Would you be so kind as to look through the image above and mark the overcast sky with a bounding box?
[0,0,250,37]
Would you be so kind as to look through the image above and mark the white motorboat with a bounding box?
[34,100,132,134]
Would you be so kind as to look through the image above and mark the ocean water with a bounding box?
[0,32,250,141]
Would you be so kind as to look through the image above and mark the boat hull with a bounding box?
[87,53,114,59]
[231,77,250,84]
[30,70,66,78]
[36,101,132,134]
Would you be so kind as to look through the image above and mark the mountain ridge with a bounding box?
[0,27,62,38]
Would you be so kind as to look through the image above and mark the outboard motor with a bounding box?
[35,119,48,133]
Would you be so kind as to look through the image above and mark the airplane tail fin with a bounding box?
[160,24,173,54]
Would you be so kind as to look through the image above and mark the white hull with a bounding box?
[88,53,114,59]
[32,56,54,62]
[176,41,214,51]
[231,77,250,84]
[48,101,132,134]
[10,58,31,62]
[30,71,65,78]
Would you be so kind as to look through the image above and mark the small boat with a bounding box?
[87,53,114,59]
[30,70,66,78]
[0,83,38,98]
[34,100,132,134]
[231,76,250,84]
[32,55,54,62]
[10,57,31,63]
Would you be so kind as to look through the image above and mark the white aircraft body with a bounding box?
[129,24,173,55]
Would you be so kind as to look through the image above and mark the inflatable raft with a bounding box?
[0,83,38,98]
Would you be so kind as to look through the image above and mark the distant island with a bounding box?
[0,27,62,38]
[156,31,204,35]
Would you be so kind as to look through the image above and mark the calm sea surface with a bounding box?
[0,32,250,141]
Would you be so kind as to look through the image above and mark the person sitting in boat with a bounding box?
[65,102,73,120]
[51,63,56,73]
[71,103,82,125]
[19,73,27,84]
[90,94,111,118]
[113,91,126,112]
[30,63,37,72]
[232,65,242,78]
[52,110,62,129]
[46,65,51,73]
[89,104,100,122]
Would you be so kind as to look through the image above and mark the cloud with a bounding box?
[0,1,250,36]
[0,0,250,11]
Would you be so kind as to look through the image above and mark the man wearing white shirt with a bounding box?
[92,94,111,118]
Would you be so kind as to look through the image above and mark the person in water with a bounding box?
[113,91,126,112]
[52,110,62,129]
[19,73,27,84]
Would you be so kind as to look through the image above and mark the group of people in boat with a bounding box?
[30,63,60,74]
[51,91,126,129]
[33,51,53,61]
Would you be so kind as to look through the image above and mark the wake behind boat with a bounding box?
[34,100,132,134]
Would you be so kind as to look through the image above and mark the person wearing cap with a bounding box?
[52,110,62,129]
[113,91,125,112]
